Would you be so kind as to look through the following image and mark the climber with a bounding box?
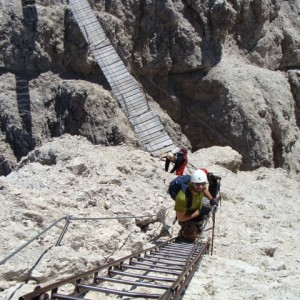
[174,169,218,242]
[161,148,188,175]
[160,152,176,173]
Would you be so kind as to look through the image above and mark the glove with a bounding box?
[198,206,211,219]
[210,198,218,207]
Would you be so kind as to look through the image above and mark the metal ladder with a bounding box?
[68,0,176,157]
[19,238,210,300]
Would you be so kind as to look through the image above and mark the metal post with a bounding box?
[210,210,216,255]
[158,209,172,236]
[55,215,72,246]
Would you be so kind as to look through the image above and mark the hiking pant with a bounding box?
[165,159,171,172]
[175,161,187,176]
[178,206,211,242]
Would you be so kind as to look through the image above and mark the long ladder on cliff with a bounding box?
[20,238,210,300]
[68,0,175,157]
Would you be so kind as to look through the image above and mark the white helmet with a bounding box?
[191,170,208,184]
[166,152,174,159]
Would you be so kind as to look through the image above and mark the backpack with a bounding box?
[207,172,221,198]
[176,148,188,161]
[168,175,193,208]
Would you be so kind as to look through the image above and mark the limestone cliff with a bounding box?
[0,0,299,176]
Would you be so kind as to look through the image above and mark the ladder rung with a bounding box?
[76,284,161,298]
[131,260,184,271]
[121,264,181,275]
[109,270,176,282]
[95,275,170,289]
[137,257,185,267]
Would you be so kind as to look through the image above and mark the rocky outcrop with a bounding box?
[1,2,300,298]
[0,135,299,299]
[0,71,139,163]
[167,60,300,174]
[0,0,299,176]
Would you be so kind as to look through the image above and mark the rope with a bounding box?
[70,214,157,221]
[0,212,164,265]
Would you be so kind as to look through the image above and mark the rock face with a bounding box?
[0,135,299,299]
[1,2,300,298]
[0,0,299,176]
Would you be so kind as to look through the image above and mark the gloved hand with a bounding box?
[210,198,218,207]
[198,206,211,218]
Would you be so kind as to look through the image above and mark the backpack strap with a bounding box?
[181,183,193,209]
[185,188,193,209]
[179,175,192,209]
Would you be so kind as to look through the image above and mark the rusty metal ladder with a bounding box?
[19,237,210,300]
